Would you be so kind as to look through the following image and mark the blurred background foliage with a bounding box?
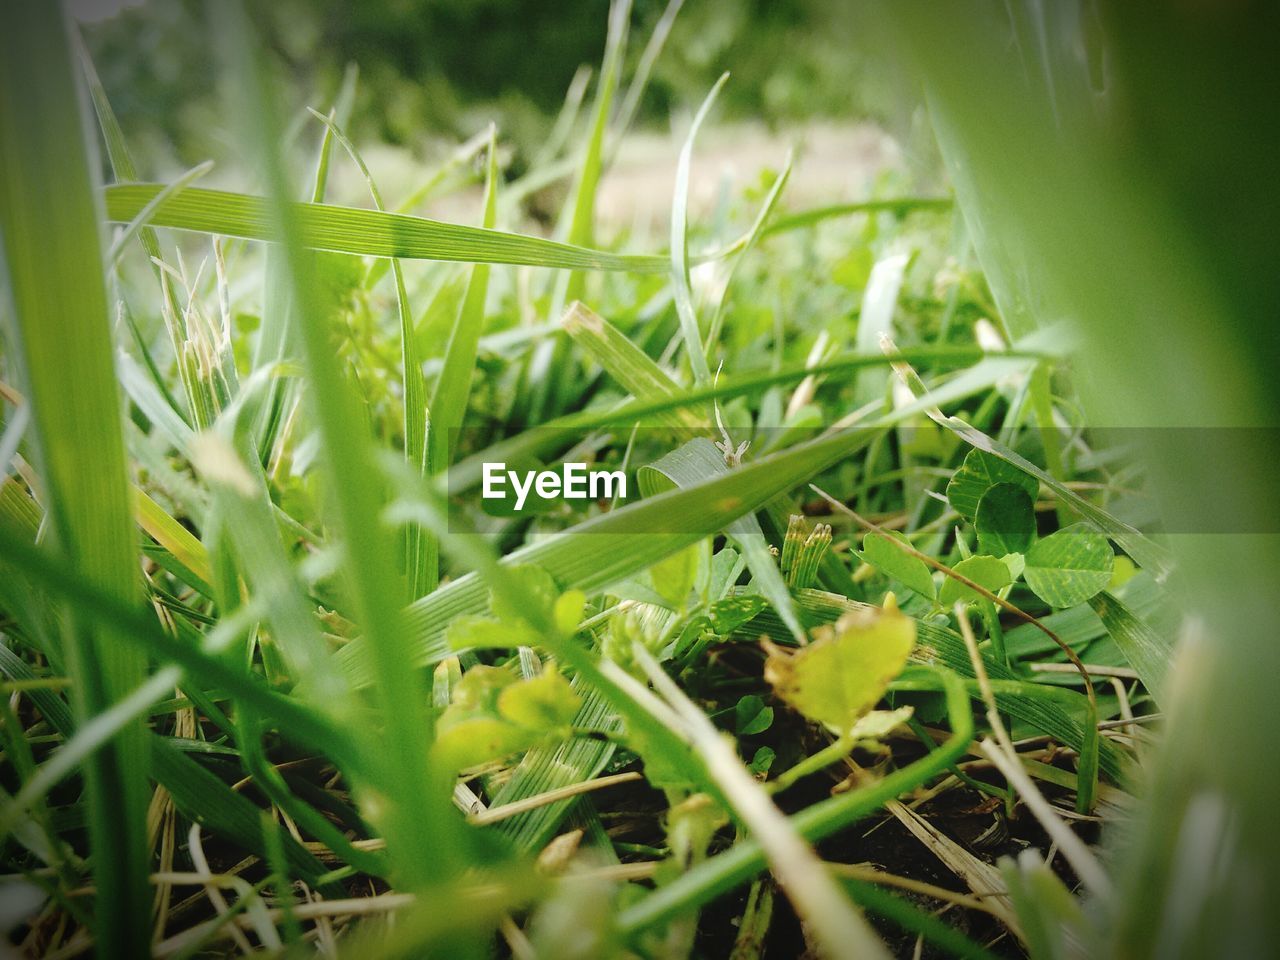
[82,0,896,173]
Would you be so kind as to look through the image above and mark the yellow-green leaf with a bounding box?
[497,669,581,731]
[939,555,1013,605]
[649,543,701,609]
[764,606,916,735]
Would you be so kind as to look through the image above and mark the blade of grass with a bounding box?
[562,301,706,429]
[133,486,213,590]
[639,438,806,642]
[764,197,953,235]
[702,153,792,358]
[103,183,672,273]
[670,73,729,386]
[609,0,685,160]
[429,127,499,471]
[1088,591,1170,707]
[306,106,441,601]
[853,253,909,408]
[530,0,631,421]
[1,8,153,952]
[214,0,470,891]
[77,26,193,371]
[149,737,338,894]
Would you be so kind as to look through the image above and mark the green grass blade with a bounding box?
[149,737,337,893]
[609,0,685,159]
[529,0,630,421]
[639,439,806,642]
[429,128,499,470]
[214,0,469,891]
[132,486,214,593]
[1089,591,1170,707]
[103,183,671,273]
[0,7,153,952]
[307,106,440,600]
[670,74,728,385]
[562,301,705,428]
[563,0,629,260]
[853,252,909,408]
[763,197,953,235]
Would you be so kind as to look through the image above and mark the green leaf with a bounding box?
[492,564,560,628]
[764,606,916,735]
[433,667,524,770]
[946,448,1038,521]
[708,595,768,634]
[858,532,936,600]
[446,615,539,651]
[749,746,777,778]
[434,666,581,772]
[649,543,701,609]
[849,706,915,745]
[975,482,1036,556]
[497,669,581,731]
[939,555,1013,605]
[434,715,533,773]
[1024,525,1114,609]
[553,590,588,636]
[734,695,774,736]
[935,416,1172,578]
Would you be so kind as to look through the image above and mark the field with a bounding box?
[1,2,1278,958]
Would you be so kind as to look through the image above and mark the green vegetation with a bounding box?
[2,1,1278,957]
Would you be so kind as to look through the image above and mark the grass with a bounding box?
[0,1,1273,957]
